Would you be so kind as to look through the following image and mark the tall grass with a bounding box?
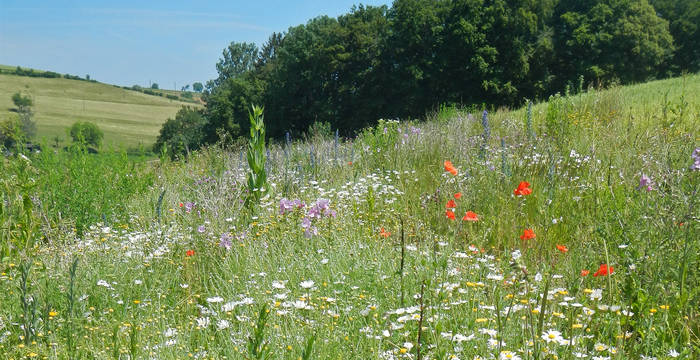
[0,74,697,359]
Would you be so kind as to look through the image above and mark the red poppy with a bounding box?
[186,249,195,257]
[444,160,458,176]
[179,202,184,207]
[462,211,479,222]
[454,192,462,199]
[556,244,568,253]
[593,264,614,277]
[580,269,590,277]
[446,199,457,208]
[379,227,391,238]
[514,181,532,196]
[445,210,456,220]
[348,161,353,165]
[520,228,536,240]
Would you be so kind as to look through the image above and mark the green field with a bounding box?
[0,68,201,149]
[0,74,698,359]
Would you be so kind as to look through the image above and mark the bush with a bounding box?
[0,116,23,149]
[166,94,179,100]
[68,122,104,149]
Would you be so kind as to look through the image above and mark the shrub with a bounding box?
[68,122,104,149]
[0,116,23,149]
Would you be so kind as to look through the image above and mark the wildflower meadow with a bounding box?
[0,75,698,359]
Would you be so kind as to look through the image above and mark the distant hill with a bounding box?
[0,65,203,149]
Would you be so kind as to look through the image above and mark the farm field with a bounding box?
[0,68,200,149]
[0,74,698,359]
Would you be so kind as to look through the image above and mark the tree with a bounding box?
[552,0,673,87]
[213,42,259,88]
[192,82,204,92]
[151,83,159,89]
[650,0,700,73]
[181,84,190,92]
[204,42,264,142]
[69,122,104,148]
[153,107,208,159]
[11,92,36,139]
[12,92,33,109]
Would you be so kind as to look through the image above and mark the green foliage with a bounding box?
[0,76,697,358]
[68,121,104,148]
[153,107,208,159]
[12,92,33,108]
[306,121,332,141]
[650,0,700,73]
[247,305,271,360]
[246,105,267,205]
[357,118,400,154]
[214,42,259,87]
[151,83,159,89]
[552,0,674,86]
[204,46,264,142]
[199,0,688,143]
[29,148,155,235]
[192,82,203,92]
[0,154,40,257]
[0,115,24,149]
[11,91,36,139]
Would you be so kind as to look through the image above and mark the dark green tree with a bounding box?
[552,0,673,87]
[204,42,264,143]
[212,42,259,88]
[151,83,159,89]
[650,0,700,73]
[153,107,208,159]
[192,82,204,92]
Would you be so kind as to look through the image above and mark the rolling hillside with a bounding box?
[0,66,202,149]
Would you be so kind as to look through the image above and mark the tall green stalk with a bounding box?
[246,105,268,207]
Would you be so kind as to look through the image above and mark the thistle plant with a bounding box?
[246,105,268,206]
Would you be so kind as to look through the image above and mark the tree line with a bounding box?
[154,0,698,158]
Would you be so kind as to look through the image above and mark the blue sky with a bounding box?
[0,0,392,89]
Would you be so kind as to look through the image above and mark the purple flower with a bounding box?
[690,148,700,171]
[219,233,233,250]
[301,216,312,229]
[279,198,295,215]
[638,174,653,191]
[280,198,305,215]
[304,226,318,238]
[184,202,195,213]
[197,225,206,233]
[308,198,335,219]
[301,216,318,238]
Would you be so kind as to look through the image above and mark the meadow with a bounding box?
[0,74,698,359]
[0,69,200,149]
